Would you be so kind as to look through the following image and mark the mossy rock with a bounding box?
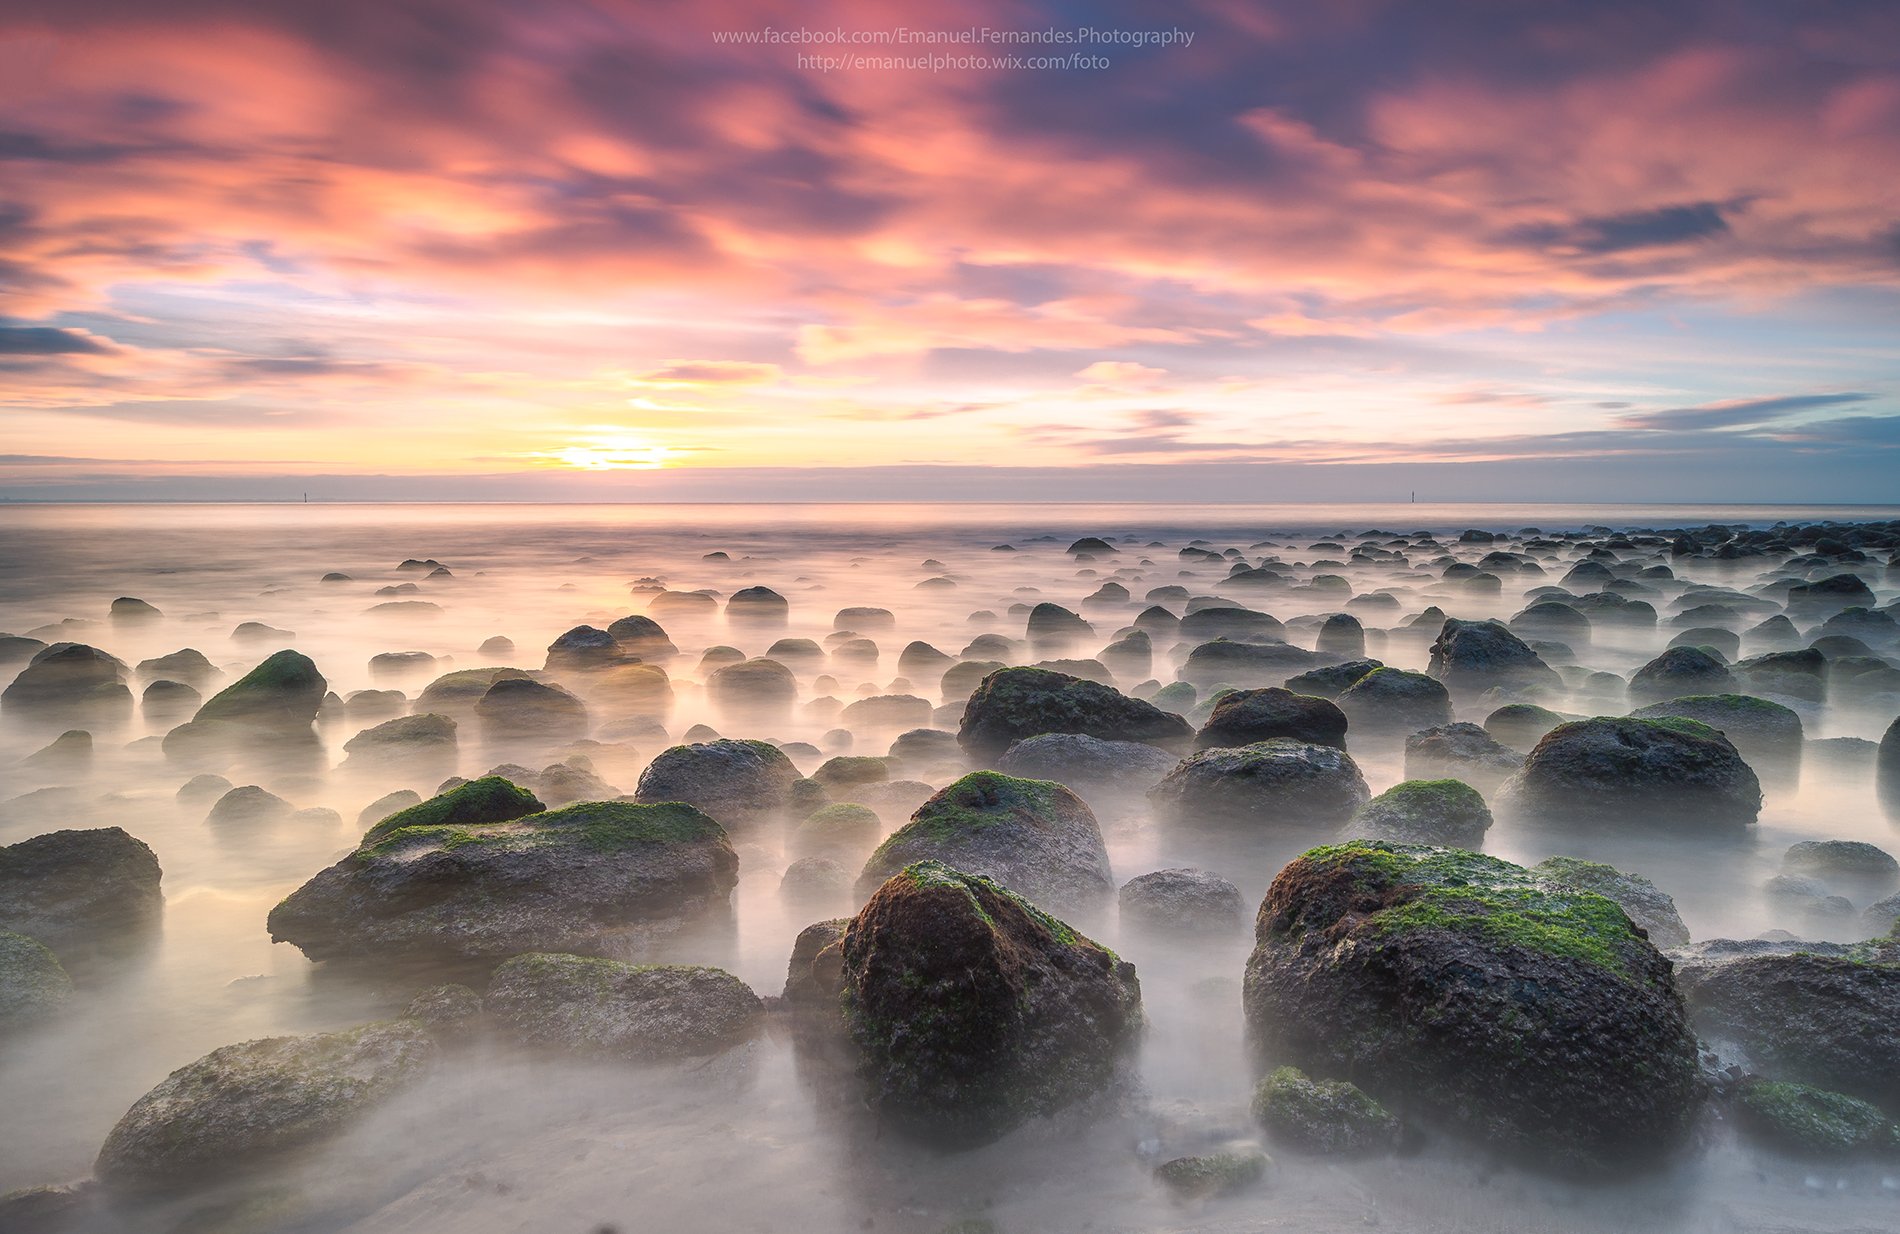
[361,776,543,842]
[1532,856,1689,948]
[486,954,762,1059]
[191,650,325,733]
[957,666,1192,761]
[1152,1151,1268,1198]
[0,930,73,1032]
[1244,841,1701,1173]
[1732,1080,1898,1157]
[1349,779,1491,848]
[793,803,882,859]
[812,755,891,789]
[1500,716,1762,830]
[1252,1066,1399,1154]
[841,861,1140,1147]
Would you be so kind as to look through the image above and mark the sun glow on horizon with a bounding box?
[543,436,678,471]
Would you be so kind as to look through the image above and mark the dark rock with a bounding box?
[1782,840,1899,897]
[1244,842,1701,1173]
[1335,667,1452,732]
[1731,1080,1898,1156]
[1178,639,1322,688]
[340,713,457,774]
[1427,619,1562,693]
[607,614,676,659]
[1194,687,1347,751]
[994,733,1179,802]
[1149,739,1369,829]
[1283,659,1380,699]
[0,931,72,1032]
[1252,1066,1400,1154]
[206,785,293,827]
[1403,723,1525,789]
[487,954,762,1058]
[192,650,324,733]
[1629,647,1737,705]
[1499,717,1762,830]
[1,644,132,716]
[634,738,799,829]
[1350,779,1491,848]
[1117,868,1244,933]
[707,658,797,714]
[957,667,1192,761]
[0,828,161,952]
[474,677,588,742]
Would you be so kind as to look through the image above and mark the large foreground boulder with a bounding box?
[634,738,799,829]
[1499,717,1762,830]
[95,1022,435,1194]
[958,667,1191,761]
[1149,739,1369,829]
[268,788,737,964]
[1244,843,1701,1173]
[0,827,162,952]
[840,862,1141,1146]
[486,954,762,1059]
[856,772,1113,913]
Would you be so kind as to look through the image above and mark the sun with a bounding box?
[547,436,677,470]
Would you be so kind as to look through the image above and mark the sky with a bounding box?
[1,0,1898,502]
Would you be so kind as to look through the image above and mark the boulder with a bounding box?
[1499,717,1762,830]
[957,667,1191,761]
[1149,739,1369,829]
[1178,640,1322,689]
[1282,659,1380,699]
[1782,840,1899,898]
[0,930,72,1033]
[1349,779,1491,848]
[268,795,737,964]
[1628,647,1737,705]
[857,772,1113,913]
[1482,703,1566,750]
[1244,842,1702,1172]
[840,862,1141,1146]
[607,614,676,659]
[726,586,789,623]
[1117,869,1245,933]
[1427,619,1562,693]
[1335,668,1452,732]
[192,650,324,733]
[1194,687,1347,751]
[1731,1080,1898,1156]
[1251,1066,1400,1154]
[706,658,797,714]
[1403,722,1524,789]
[0,828,162,952]
[994,733,1179,802]
[340,713,457,774]
[634,738,799,829]
[1531,856,1690,948]
[94,1022,435,1194]
[473,677,588,742]
[0,644,132,716]
[486,954,762,1059]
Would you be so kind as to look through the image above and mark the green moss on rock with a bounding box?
[1732,1080,1898,1157]
[361,776,543,842]
[1252,1065,1400,1154]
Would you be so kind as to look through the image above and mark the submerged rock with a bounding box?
[268,791,737,964]
[957,667,1191,761]
[1499,716,1762,830]
[0,644,132,717]
[0,931,72,1033]
[1628,647,1738,705]
[1731,1080,1898,1157]
[1152,1151,1268,1199]
[94,1021,435,1194]
[1243,842,1702,1173]
[339,712,457,774]
[1349,779,1491,848]
[486,954,762,1059]
[1251,1066,1400,1154]
[1149,739,1369,829]
[857,772,1113,913]
[841,862,1141,1146]
[1403,722,1524,789]
[634,738,799,829]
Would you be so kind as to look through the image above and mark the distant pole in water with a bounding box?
[1410,491,1415,503]
[302,492,308,503]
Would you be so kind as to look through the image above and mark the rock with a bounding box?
[94,1021,436,1194]
[842,694,933,728]
[607,614,676,659]
[1315,613,1365,658]
[268,795,736,964]
[1025,602,1093,648]
[1244,842,1701,1172]
[1510,601,1592,647]
[534,760,619,806]
[994,733,1179,802]
[1731,1080,1897,1156]
[726,586,789,623]
[478,635,515,657]
[474,677,588,742]
[0,1180,98,1233]
[368,651,437,678]
[175,773,230,809]
[486,954,762,1059]
[402,983,483,1036]
[779,857,852,905]
[1403,722,1525,789]
[886,728,965,779]
[140,680,202,720]
[1483,703,1566,750]
[206,785,293,827]
[840,862,1141,1146]
[0,634,48,665]
[1782,840,1899,897]
[1152,1152,1268,1198]
[1532,856,1690,948]
[339,713,457,774]
[1350,779,1491,848]
[136,648,218,687]
[1251,1066,1400,1154]
[634,738,799,829]
[1149,739,1369,829]
[706,658,797,714]
[957,667,1192,761]
[834,606,895,631]
[857,772,1113,913]
[1194,687,1347,751]
[415,667,533,716]
[1675,948,1900,1110]
[1335,667,1452,732]
[1427,619,1562,693]
[590,662,673,714]
[1068,536,1117,555]
[793,803,882,859]
[1178,639,1321,688]
[0,644,132,716]
[1283,659,1380,699]
[1099,631,1151,679]
[1787,573,1876,618]
[0,828,162,952]
[1628,647,1738,705]
[1499,717,1762,830]
[0,931,72,1033]
[1734,648,1828,703]
[1117,869,1244,933]
[192,649,325,733]
[1879,715,1900,820]
[1179,607,1285,642]
[19,729,90,775]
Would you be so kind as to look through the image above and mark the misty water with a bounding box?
[2,501,1898,1234]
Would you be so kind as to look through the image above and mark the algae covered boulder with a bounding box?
[957,667,1191,761]
[1243,842,1702,1173]
[95,1021,435,1194]
[192,649,325,733]
[1349,779,1491,848]
[634,738,800,830]
[486,954,762,1059]
[1731,1080,1898,1157]
[0,644,132,716]
[1149,739,1369,829]
[1427,619,1562,693]
[1252,1066,1400,1154]
[841,862,1141,1146]
[1193,687,1347,751]
[1335,667,1452,732]
[1499,716,1762,830]
[1630,694,1800,761]
[856,771,1113,913]
[1403,722,1524,789]
[269,791,737,964]
[0,827,162,952]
